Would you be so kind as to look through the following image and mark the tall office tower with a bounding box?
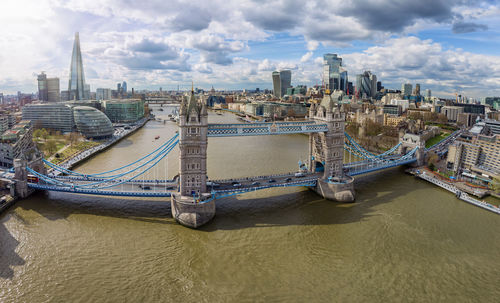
[279,70,291,97]
[47,78,60,102]
[96,88,111,100]
[426,89,431,99]
[83,84,90,100]
[68,32,86,100]
[122,81,127,94]
[272,71,281,98]
[37,72,48,101]
[414,83,421,96]
[370,73,377,97]
[402,83,412,96]
[356,71,374,99]
[117,83,122,94]
[322,53,348,92]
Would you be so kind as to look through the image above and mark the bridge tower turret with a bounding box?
[309,95,355,202]
[171,88,215,228]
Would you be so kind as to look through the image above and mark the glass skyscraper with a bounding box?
[323,53,348,92]
[68,32,86,100]
[271,70,291,98]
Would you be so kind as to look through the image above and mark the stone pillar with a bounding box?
[171,193,215,228]
[13,159,28,198]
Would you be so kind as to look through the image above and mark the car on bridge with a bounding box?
[251,181,260,186]
[285,178,292,182]
[232,183,242,187]
[268,179,276,183]
[294,172,305,177]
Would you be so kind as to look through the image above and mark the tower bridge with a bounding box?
[9,91,455,228]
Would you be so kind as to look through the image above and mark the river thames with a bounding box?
[1,106,500,302]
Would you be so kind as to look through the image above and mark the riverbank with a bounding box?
[0,195,16,215]
[409,168,500,215]
[50,116,151,175]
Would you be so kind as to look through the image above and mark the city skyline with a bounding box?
[1,0,500,98]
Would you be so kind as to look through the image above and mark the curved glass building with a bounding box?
[73,106,113,139]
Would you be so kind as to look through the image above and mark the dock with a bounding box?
[416,170,500,215]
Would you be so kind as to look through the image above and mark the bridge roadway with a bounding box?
[28,172,322,198]
[207,121,328,137]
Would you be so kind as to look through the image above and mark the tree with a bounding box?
[490,177,500,192]
[45,140,58,156]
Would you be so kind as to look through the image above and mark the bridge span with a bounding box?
[8,91,457,228]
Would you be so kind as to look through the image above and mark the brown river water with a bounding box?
[1,106,500,302]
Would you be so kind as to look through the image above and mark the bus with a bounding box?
[27,174,39,183]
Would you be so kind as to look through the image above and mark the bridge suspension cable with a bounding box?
[44,133,179,178]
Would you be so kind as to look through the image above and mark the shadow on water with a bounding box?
[16,167,412,233]
[200,167,413,231]
[18,191,176,226]
[0,215,26,279]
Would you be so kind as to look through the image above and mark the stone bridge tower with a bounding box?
[171,88,215,228]
[308,95,355,202]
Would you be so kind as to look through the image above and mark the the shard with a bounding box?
[68,32,86,100]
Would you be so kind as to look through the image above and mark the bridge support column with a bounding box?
[13,159,29,198]
[171,193,215,228]
[313,176,355,202]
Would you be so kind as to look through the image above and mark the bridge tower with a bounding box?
[171,88,215,228]
[308,95,355,202]
[398,133,425,166]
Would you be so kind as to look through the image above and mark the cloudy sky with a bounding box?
[1,0,499,98]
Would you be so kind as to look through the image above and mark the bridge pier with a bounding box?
[13,159,29,198]
[313,177,355,202]
[171,194,215,228]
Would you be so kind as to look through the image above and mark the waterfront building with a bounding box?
[22,103,74,133]
[103,99,145,123]
[96,88,111,100]
[447,133,500,181]
[322,53,348,92]
[442,106,464,122]
[68,32,87,100]
[0,121,36,168]
[73,106,113,139]
[402,83,412,97]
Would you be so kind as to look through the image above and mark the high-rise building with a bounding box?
[117,83,122,94]
[402,83,412,96]
[38,72,60,102]
[37,72,48,101]
[426,89,432,100]
[356,71,375,98]
[122,81,127,94]
[272,71,281,98]
[322,53,348,92]
[68,32,86,100]
[96,88,111,100]
[47,78,60,102]
[280,70,291,97]
[414,83,421,96]
[370,73,377,98]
